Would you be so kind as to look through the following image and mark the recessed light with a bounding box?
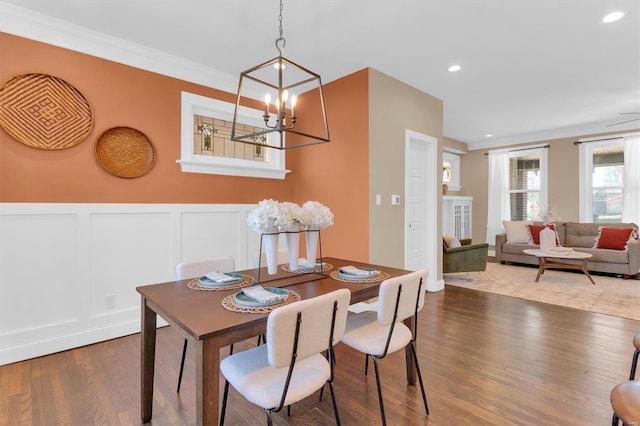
[448,65,462,73]
[485,134,493,138]
[603,11,624,23]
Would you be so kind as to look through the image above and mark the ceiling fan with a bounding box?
[606,112,640,127]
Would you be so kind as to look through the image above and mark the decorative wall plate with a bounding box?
[0,73,93,149]
[95,127,155,178]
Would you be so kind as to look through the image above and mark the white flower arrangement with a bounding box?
[247,200,333,233]
[299,201,334,230]
[246,199,284,233]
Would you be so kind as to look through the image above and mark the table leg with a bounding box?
[195,336,223,425]
[141,298,157,423]
[581,259,596,285]
[403,316,416,385]
[535,257,545,282]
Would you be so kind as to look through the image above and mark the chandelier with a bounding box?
[230,0,330,150]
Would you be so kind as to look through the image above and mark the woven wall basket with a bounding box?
[0,73,93,149]
[95,127,155,178]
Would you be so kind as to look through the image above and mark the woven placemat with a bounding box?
[222,290,301,313]
[186,275,255,291]
[0,73,93,149]
[329,270,390,283]
[95,127,155,178]
[281,263,333,274]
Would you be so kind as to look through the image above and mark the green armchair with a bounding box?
[443,238,489,273]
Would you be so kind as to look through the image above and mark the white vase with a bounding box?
[539,226,556,252]
[262,230,280,275]
[305,229,320,268]
[285,223,301,271]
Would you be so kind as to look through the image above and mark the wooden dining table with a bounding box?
[137,257,417,425]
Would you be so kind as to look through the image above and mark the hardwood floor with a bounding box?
[1,285,638,425]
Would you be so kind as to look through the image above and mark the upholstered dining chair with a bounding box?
[628,332,640,380]
[251,249,290,268]
[610,380,640,425]
[219,288,351,426]
[340,269,430,426]
[174,256,235,393]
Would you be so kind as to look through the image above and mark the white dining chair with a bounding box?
[175,256,235,393]
[251,249,290,268]
[219,288,351,425]
[340,269,430,425]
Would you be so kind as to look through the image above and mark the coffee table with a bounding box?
[523,248,595,285]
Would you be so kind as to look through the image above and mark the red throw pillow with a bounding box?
[594,227,637,250]
[528,224,556,244]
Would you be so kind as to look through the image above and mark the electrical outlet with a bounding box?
[106,294,116,310]
[375,194,381,205]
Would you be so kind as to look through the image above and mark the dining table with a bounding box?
[137,256,418,425]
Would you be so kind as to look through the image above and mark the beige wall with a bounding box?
[462,130,640,246]
[368,69,444,272]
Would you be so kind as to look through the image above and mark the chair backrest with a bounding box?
[378,269,428,326]
[266,288,351,369]
[251,249,289,268]
[175,256,236,280]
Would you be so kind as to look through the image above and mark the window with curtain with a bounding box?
[485,146,547,245]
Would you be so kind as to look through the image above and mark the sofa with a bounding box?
[495,221,640,279]
[443,238,489,273]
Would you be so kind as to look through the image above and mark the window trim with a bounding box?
[176,91,290,179]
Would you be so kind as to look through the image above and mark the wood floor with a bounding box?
[1,285,638,425]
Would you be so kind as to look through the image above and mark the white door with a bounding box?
[405,130,441,292]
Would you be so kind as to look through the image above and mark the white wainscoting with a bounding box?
[0,203,269,366]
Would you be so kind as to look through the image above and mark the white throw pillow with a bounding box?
[444,233,461,248]
[502,220,533,244]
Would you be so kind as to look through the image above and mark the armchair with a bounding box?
[443,238,489,273]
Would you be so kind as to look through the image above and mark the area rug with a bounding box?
[444,262,640,321]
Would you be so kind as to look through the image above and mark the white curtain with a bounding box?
[622,135,640,225]
[486,151,511,244]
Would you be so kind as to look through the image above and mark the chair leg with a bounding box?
[612,412,619,426]
[371,357,387,426]
[177,338,188,392]
[410,342,430,415]
[629,349,639,380]
[265,409,273,426]
[328,381,342,425]
[220,379,230,426]
[364,354,369,375]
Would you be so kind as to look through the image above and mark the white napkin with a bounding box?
[339,266,379,277]
[242,285,288,304]
[204,271,236,283]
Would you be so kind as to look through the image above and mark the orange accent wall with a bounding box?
[0,33,294,204]
[288,69,370,262]
[0,33,371,261]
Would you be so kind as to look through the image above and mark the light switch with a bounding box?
[391,195,400,205]
[375,194,381,205]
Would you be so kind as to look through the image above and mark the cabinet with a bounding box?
[443,196,472,239]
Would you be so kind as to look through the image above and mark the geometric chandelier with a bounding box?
[230,0,330,150]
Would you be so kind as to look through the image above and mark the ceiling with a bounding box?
[1,0,639,150]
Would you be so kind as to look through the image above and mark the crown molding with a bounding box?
[0,2,238,93]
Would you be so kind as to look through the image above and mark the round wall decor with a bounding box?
[95,127,155,178]
[0,73,93,149]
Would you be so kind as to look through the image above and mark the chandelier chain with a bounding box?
[275,0,286,55]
